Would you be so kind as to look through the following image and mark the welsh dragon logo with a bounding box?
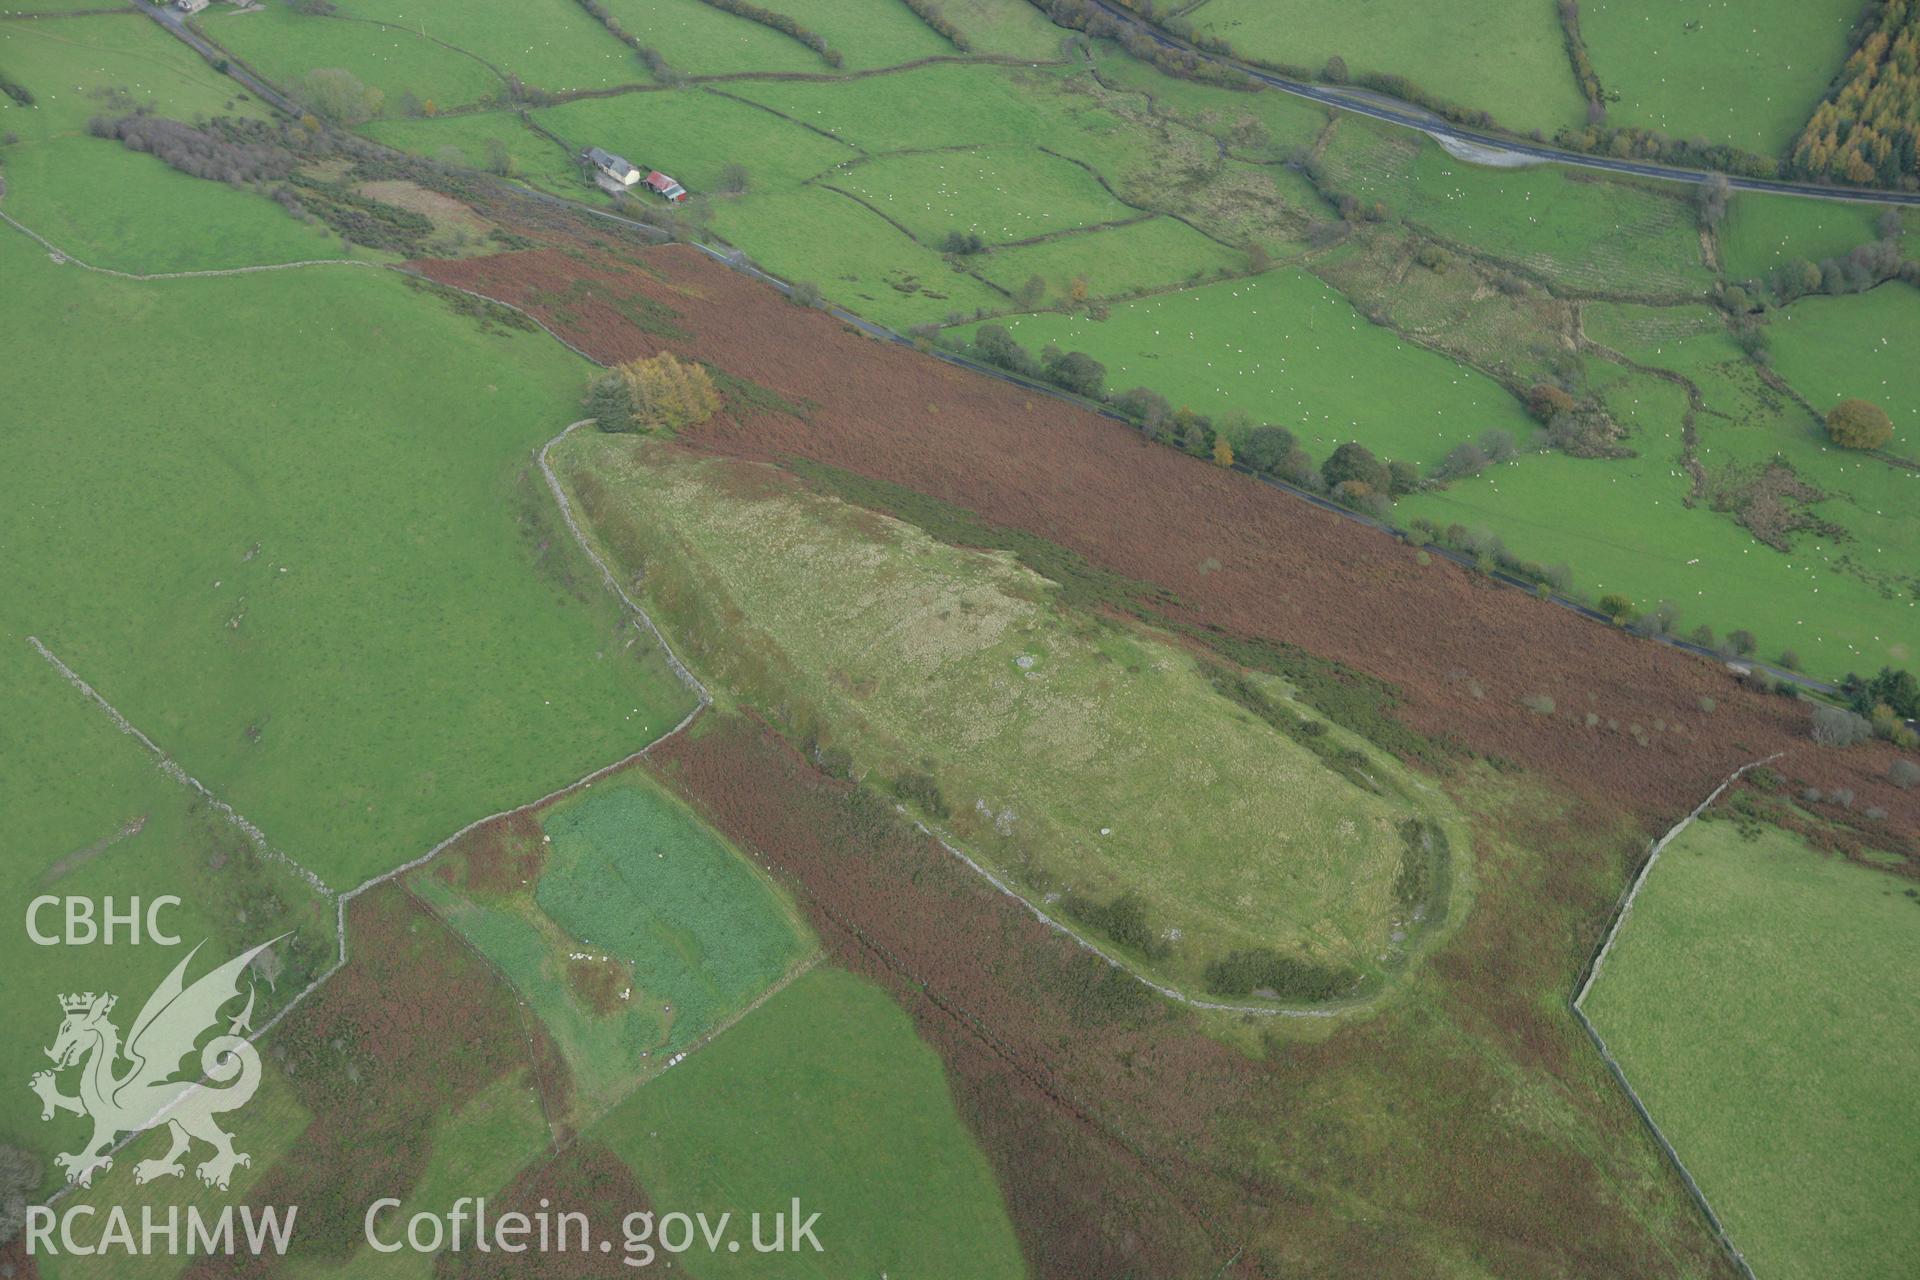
[29,937,282,1191]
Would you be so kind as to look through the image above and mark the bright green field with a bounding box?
[411,774,809,1123]
[0,12,369,271]
[534,86,857,190]
[971,213,1242,298]
[967,269,1535,468]
[1398,433,1822,650]
[933,0,1066,59]
[591,965,1026,1280]
[1318,118,1713,297]
[202,4,505,112]
[1580,0,1859,155]
[563,437,1450,996]
[324,0,641,91]
[1770,284,1920,462]
[612,0,956,72]
[1582,816,1920,1280]
[1192,0,1588,134]
[599,0,818,76]
[36,1068,315,1280]
[0,226,696,889]
[725,61,1066,152]
[763,0,954,68]
[0,639,332,1179]
[364,107,584,190]
[1716,192,1916,282]
[709,183,1006,325]
[831,145,1136,245]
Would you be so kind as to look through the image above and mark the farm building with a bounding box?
[584,147,641,187]
[646,171,688,203]
[176,0,210,12]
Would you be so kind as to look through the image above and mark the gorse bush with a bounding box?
[1203,947,1355,1001]
[1811,704,1872,748]
[1064,890,1168,960]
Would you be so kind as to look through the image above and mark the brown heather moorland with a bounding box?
[403,206,1914,1276]
[413,241,1919,850]
[649,714,1733,1278]
[183,887,566,1275]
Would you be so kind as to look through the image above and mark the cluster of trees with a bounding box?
[1064,889,1169,960]
[1520,381,1628,458]
[967,328,1437,514]
[970,324,1107,397]
[1839,666,1920,748]
[1431,427,1518,482]
[1826,397,1896,450]
[86,112,296,185]
[1406,518,1573,592]
[1038,0,1257,90]
[1557,0,1607,124]
[1695,173,1732,231]
[585,352,723,432]
[1320,441,1419,515]
[0,70,33,108]
[1203,945,1356,1001]
[690,0,843,67]
[1812,704,1875,747]
[571,0,678,83]
[899,0,972,52]
[941,229,987,255]
[1788,1,1920,188]
[297,67,384,125]
[1754,214,1915,306]
[1552,121,1778,178]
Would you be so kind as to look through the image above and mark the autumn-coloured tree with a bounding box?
[1212,435,1234,467]
[1788,9,1920,187]
[1525,383,1577,423]
[1826,398,1894,450]
[614,352,722,430]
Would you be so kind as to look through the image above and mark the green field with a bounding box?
[562,437,1453,998]
[279,1069,552,1280]
[320,0,641,91]
[37,1069,316,1280]
[966,269,1535,468]
[1716,192,1916,282]
[0,13,372,271]
[1192,0,1589,134]
[830,144,1137,245]
[1318,119,1713,297]
[0,639,333,1183]
[1582,815,1920,1280]
[0,222,695,888]
[590,965,1026,1280]
[203,4,505,113]
[971,212,1242,298]
[411,774,810,1123]
[1580,0,1859,155]
[1770,284,1920,461]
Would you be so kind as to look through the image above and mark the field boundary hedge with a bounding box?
[1570,753,1784,1280]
